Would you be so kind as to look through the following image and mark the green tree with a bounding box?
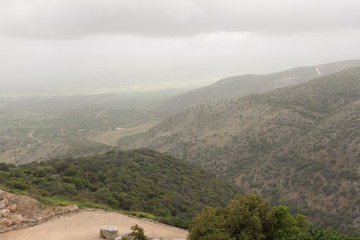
[187,194,308,240]
[129,224,147,240]
[187,207,234,240]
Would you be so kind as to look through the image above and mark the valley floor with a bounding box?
[0,210,188,240]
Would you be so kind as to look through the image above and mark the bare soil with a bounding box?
[0,210,188,240]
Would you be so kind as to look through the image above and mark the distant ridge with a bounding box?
[120,66,360,232]
[154,59,360,116]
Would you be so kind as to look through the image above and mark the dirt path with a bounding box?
[29,129,42,143]
[0,210,188,240]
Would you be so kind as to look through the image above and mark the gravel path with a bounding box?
[0,210,188,240]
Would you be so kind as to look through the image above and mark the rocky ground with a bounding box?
[0,190,188,240]
[0,210,188,240]
[0,190,79,233]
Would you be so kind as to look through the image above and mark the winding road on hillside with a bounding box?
[1,210,188,240]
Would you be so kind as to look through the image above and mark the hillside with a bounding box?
[154,59,360,116]
[119,67,360,232]
[0,149,238,228]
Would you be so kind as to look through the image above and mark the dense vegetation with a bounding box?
[187,194,360,240]
[0,149,238,228]
[120,67,360,232]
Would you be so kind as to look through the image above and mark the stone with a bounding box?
[0,209,10,217]
[10,214,24,225]
[100,226,118,240]
[8,204,17,213]
[115,232,132,240]
[0,198,8,208]
[146,235,155,240]
[159,238,170,240]
[0,218,12,228]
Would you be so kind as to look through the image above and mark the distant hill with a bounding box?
[0,149,238,228]
[119,67,360,232]
[154,59,360,116]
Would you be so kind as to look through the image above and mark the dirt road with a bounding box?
[0,210,188,240]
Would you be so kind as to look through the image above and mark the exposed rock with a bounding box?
[115,232,132,240]
[0,190,79,233]
[8,204,17,213]
[0,209,10,217]
[0,218,12,228]
[10,214,24,225]
[146,235,155,240]
[0,198,8,208]
[100,225,118,240]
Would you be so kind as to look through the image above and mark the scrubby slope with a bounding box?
[119,67,360,232]
[0,149,238,228]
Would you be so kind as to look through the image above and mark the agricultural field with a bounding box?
[0,94,163,164]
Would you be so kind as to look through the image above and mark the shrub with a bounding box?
[129,224,147,240]
[187,194,308,240]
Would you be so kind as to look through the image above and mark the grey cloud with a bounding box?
[0,0,360,39]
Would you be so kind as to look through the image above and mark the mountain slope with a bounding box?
[154,59,360,116]
[0,149,238,228]
[119,67,360,232]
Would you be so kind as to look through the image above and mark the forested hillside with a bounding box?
[0,149,238,228]
[119,67,360,232]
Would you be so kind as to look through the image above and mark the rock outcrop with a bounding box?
[0,189,79,233]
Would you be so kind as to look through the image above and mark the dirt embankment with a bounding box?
[0,190,188,240]
[0,190,78,233]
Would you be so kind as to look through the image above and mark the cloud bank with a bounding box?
[0,0,360,38]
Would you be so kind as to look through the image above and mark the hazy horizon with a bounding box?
[1,0,360,95]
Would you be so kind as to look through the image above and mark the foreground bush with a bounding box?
[187,193,308,240]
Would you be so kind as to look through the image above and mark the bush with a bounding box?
[187,194,308,240]
[6,179,29,190]
[129,224,147,240]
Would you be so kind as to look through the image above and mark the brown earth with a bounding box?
[0,190,79,233]
[0,210,188,240]
[0,190,188,240]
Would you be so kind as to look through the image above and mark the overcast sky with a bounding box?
[1,0,360,94]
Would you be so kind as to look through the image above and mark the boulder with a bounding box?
[100,226,118,240]
[146,235,155,240]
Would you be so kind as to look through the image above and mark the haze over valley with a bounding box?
[1,1,360,239]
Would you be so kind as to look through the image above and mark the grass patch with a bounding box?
[36,195,157,220]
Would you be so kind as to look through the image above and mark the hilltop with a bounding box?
[119,67,360,232]
[154,59,360,116]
